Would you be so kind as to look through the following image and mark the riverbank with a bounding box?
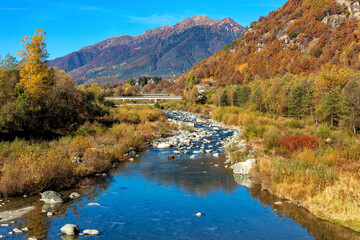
[0,105,173,197]
[163,100,360,233]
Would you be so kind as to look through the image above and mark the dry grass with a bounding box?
[0,106,171,197]
[307,174,360,231]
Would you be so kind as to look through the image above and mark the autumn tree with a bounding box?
[18,29,54,101]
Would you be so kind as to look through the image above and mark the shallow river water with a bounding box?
[1,112,360,240]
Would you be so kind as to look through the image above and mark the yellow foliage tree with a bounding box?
[314,63,352,99]
[18,29,53,101]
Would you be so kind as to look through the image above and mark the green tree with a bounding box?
[342,79,360,133]
[288,85,305,119]
[127,77,136,86]
[220,89,229,106]
[320,89,342,127]
[235,84,251,107]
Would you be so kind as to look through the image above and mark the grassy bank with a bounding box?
[0,105,173,197]
[164,100,360,232]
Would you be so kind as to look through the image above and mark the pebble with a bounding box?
[0,235,4,238]
[195,212,202,217]
[47,212,53,217]
[88,203,100,206]
[69,192,81,199]
[21,227,29,232]
[274,202,283,205]
[1,224,9,227]
[83,229,100,235]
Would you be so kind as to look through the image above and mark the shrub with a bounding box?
[77,126,96,136]
[244,125,266,141]
[317,124,332,140]
[264,126,282,149]
[0,146,74,196]
[285,119,303,129]
[278,135,319,153]
[82,148,112,173]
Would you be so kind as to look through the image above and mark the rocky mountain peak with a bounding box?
[174,15,219,29]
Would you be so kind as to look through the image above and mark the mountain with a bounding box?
[177,0,360,88]
[49,15,246,85]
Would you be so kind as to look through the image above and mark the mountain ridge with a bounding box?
[50,15,246,85]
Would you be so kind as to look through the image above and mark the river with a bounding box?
[0,111,359,240]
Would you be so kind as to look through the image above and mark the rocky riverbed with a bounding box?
[152,110,255,175]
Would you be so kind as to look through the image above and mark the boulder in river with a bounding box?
[157,143,171,149]
[60,224,80,235]
[40,191,64,204]
[231,159,256,175]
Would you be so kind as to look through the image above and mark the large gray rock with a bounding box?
[231,159,256,175]
[60,224,80,235]
[40,191,64,204]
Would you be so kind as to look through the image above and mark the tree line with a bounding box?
[187,63,360,134]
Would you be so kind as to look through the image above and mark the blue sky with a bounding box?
[0,0,288,60]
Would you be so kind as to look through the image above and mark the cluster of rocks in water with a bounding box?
[0,190,90,239]
[153,110,256,176]
[153,111,234,157]
[39,191,100,237]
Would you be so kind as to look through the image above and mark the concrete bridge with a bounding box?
[105,94,182,102]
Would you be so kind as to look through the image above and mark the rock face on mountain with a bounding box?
[50,15,245,85]
[177,0,360,87]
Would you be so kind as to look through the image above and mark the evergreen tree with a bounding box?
[220,89,229,106]
[288,85,304,119]
[235,85,251,107]
[320,89,342,127]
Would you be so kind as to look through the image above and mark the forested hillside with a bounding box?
[179,0,360,86]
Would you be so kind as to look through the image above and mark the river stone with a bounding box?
[40,191,64,204]
[60,224,80,235]
[83,229,100,235]
[232,159,256,175]
[13,228,22,234]
[69,192,80,199]
[157,143,171,149]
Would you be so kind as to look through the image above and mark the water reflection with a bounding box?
[249,185,360,240]
[132,150,239,196]
[0,175,113,239]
